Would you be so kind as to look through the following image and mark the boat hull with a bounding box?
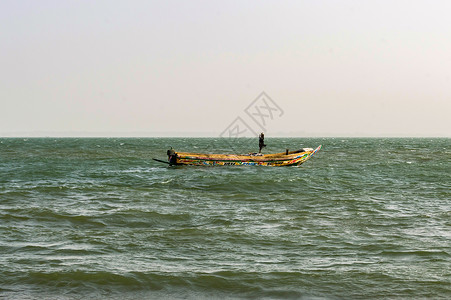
[172,145,321,167]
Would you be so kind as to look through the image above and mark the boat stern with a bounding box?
[166,148,178,165]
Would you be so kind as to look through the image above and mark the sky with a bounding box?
[1,0,450,137]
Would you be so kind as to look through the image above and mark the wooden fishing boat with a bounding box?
[155,145,321,166]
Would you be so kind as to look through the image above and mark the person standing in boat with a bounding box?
[259,132,266,153]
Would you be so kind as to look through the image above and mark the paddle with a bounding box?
[152,158,171,165]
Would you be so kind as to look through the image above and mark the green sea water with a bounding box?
[0,137,450,299]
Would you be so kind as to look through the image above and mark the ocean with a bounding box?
[0,137,450,299]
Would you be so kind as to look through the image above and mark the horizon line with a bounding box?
[1,132,449,139]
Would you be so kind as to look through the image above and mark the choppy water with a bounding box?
[0,138,450,299]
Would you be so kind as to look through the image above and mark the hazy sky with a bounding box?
[1,0,450,137]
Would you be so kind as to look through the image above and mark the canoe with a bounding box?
[159,145,321,166]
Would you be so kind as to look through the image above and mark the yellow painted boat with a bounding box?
[157,145,321,167]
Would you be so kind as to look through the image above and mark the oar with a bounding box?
[152,158,170,165]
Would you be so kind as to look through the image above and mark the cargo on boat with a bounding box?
[158,145,321,167]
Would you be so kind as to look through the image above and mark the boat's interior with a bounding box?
[248,148,313,157]
[176,148,314,160]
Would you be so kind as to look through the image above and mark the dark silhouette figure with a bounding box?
[259,133,266,153]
